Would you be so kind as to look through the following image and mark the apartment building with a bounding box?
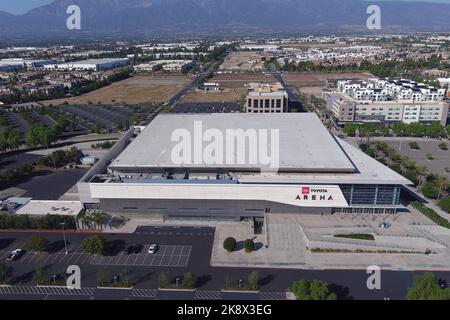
[330,95,449,126]
[245,82,289,113]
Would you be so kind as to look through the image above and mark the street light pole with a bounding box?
[176,277,179,288]
[60,222,68,254]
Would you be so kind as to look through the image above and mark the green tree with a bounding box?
[25,235,48,253]
[120,268,132,287]
[421,182,439,199]
[248,271,259,291]
[0,262,9,285]
[244,239,255,253]
[223,237,237,252]
[182,272,196,289]
[33,265,48,285]
[425,152,433,160]
[97,267,109,287]
[343,123,358,137]
[289,278,337,300]
[7,130,22,150]
[158,272,169,288]
[81,236,106,255]
[407,272,450,300]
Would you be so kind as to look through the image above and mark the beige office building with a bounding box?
[245,82,288,113]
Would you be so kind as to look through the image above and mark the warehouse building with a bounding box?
[77,113,411,224]
[44,58,129,71]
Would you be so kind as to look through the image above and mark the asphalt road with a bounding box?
[0,226,449,300]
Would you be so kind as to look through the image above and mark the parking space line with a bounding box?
[80,254,92,265]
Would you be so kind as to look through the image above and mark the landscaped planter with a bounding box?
[221,289,260,294]
[97,286,134,290]
[158,287,196,292]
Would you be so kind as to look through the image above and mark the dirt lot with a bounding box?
[180,73,276,103]
[284,72,373,88]
[219,51,265,71]
[181,89,246,103]
[42,75,191,105]
[210,73,276,88]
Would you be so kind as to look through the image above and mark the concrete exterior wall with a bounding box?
[77,129,135,204]
[99,198,331,218]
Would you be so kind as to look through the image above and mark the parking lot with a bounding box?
[0,240,192,268]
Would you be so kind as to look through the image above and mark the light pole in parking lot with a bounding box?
[176,277,180,288]
[60,222,68,254]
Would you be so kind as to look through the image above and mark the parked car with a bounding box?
[148,244,158,254]
[6,249,23,262]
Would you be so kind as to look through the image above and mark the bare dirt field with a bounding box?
[219,51,265,71]
[179,73,276,103]
[42,75,192,105]
[181,88,246,103]
[284,72,373,88]
[210,73,276,88]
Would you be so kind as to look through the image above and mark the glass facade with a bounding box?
[340,184,401,206]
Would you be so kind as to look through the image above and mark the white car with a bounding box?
[148,244,157,254]
[6,249,23,262]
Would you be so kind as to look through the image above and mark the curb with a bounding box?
[97,286,134,290]
[158,288,196,292]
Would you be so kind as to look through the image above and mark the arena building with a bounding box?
[77,113,411,224]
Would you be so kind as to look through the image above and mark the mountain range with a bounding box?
[1,0,450,38]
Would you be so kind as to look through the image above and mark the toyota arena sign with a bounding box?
[294,185,348,207]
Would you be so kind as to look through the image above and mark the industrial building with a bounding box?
[44,58,129,71]
[78,113,411,224]
[0,58,57,71]
[245,82,289,113]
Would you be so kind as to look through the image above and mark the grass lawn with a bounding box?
[334,234,375,241]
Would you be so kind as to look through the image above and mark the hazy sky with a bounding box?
[1,0,450,15]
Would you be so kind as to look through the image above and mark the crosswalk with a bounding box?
[0,286,95,296]
[0,285,286,300]
[194,291,222,300]
[130,289,158,298]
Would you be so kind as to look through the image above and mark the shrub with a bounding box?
[82,236,106,255]
[244,239,254,253]
[182,272,196,289]
[289,278,337,300]
[438,197,450,213]
[421,182,439,199]
[438,143,448,150]
[425,152,433,160]
[409,141,420,150]
[223,237,237,252]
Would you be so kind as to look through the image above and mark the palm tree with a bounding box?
[91,211,104,230]
[76,210,86,230]
[416,166,428,188]
[436,176,449,200]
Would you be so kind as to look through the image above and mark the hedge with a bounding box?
[0,214,76,230]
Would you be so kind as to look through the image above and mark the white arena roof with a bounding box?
[110,113,356,173]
